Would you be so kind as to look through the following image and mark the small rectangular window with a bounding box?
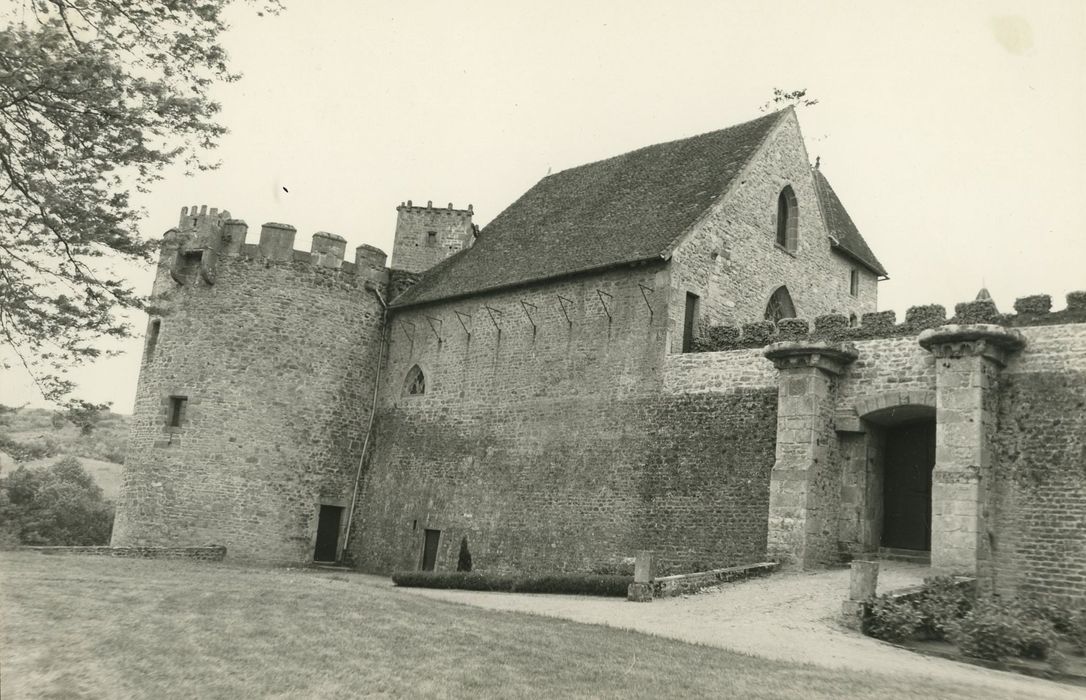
[682,292,700,353]
[849,269,860,297]
[168,396,187,428]
[425,231,438,247]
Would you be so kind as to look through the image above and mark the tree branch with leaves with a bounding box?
[0,0,276,408]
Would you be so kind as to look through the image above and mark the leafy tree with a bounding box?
[0,0,276,404]
[0,456,114,545]
[456,536,472,572]
[59,398,106,434]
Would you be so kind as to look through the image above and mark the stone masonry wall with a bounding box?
[389,202,474,273]
[836,336,936,407]
[991,323,1086,608]
[113,223,386,564]
[667,110,877,350]
[351,264,780,575]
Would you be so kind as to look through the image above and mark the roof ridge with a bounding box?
[544,109,790,182]
[393,108,807,308]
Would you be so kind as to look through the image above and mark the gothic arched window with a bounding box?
[765,286,796,323]
[776,186,798,252]
[403,365,426,396]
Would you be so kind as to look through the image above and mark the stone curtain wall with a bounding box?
[667,109,877,347]
[22,546,227,560]
[992,324,1086,608]
[352,265,780,575]
[113,219,386,564]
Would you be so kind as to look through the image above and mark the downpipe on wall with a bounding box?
[340,282,389,562]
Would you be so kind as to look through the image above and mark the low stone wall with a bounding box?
[21,545,226,561]
[653,561,777,598]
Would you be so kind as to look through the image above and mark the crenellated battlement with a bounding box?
[179,204,231,233]
[692,290,1086,352]
[396,199,474,216]
[160,206,389,286]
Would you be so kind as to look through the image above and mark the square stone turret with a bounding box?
[390,200,475,274]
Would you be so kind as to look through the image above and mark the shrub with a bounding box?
[865,595,924,643]
[1071,610,1086,656]
[916,576,974,641]
[0,457,114,546]
[953,300,1000,324]
[953,599,1060,664]
[701,325,741,350]
[1013,295,1052,316]
[859,310,896,334]
[775,318,809,341]
[456,536,472,572]
[812,314,849,340]
[904,304,946,330]
[741,321,775,346]
[391,571,631,597]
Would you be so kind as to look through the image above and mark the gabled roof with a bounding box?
[391,110,788,307]
[812,169,888,277]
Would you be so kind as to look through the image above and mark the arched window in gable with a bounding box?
[776,186,798,252]
[765,286,796,323]
[403,364,426,396]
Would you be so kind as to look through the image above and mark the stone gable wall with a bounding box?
[667,110,878,350]
[113,244,386,564]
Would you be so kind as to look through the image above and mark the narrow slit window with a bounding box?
[776,186,798,252]
[168,396,187,428]
[146,319,161,359]
[682,292,700,353]
[849,269,860,297]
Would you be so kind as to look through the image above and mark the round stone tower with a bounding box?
[111,205,390,564]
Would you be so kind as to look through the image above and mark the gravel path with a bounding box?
[371,564,1082,700]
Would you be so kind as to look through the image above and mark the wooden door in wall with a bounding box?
[313,505,344,562]
[421,529,441,572]
[882,421,935,551]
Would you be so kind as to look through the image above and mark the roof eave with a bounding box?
[389,255,667,311]
[829,240,888,278]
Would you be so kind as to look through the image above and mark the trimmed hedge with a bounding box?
[812,314,849,340]
[1014,294,1052,316]
[953,300,1000,324]
[776,318,809,341]
[391,571,632,597]
[904,304,946,330]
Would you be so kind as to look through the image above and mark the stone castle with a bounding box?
[112,108,1085,608]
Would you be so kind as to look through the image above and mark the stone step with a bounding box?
[877,547,931,564]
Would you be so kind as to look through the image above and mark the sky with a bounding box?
[4,0,1085,412]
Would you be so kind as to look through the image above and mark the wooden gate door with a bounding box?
[882,421,935,551]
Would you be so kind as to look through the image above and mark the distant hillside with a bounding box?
[0,406,129,501]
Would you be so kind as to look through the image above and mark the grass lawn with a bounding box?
[0,552,1056,699]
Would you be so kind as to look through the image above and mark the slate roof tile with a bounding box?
[813,168,887,277]
[393,109,886,306]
